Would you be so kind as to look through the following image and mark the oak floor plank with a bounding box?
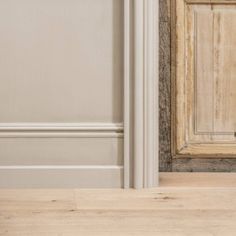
[75,188,236,210]
[0,189,76,211]
[0,210,236,236]
[1,173,236,235]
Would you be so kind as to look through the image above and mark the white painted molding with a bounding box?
[0,132,123,138]
[124,0,131,188]
[0,167,123,188]
[124,0,158,188]
[133,0,145,189]
[0,123,123,131]
[0,123,123,138]
[0,165,123,170]
[142,0,157,188]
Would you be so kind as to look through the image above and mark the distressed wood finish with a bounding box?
[173,0,236,157]
[160,0,236,171]
[160,172,236,186]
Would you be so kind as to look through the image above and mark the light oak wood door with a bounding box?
[174,0,236,156]
[0,0,124,187]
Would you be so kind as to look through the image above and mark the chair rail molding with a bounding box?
[124,0,159,188]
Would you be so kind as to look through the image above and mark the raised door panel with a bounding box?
[175,0,236,156]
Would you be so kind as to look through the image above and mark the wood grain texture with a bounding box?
[1,173,236,235]
[174,2,236,156]
[1,210,236,236]
[160,172,236,187]
[194,6,236,134]
[160,0,236,171]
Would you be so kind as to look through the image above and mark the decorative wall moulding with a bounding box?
[0,123,124,138]
[0,0,158,189]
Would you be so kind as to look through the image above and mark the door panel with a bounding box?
[0,0,124,187]
[195,7,236,133]
[174,0,236,156]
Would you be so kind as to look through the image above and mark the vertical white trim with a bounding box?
[145,0,158,187]
[134,0,144,189]
[124,0,131,189]
[128,0,158,188]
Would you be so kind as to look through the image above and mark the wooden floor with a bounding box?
[1,173,236,236]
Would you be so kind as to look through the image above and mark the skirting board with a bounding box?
[0,166,123,188]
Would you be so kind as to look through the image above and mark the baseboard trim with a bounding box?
[0,165,123,188]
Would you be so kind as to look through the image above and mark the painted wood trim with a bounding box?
[0,123,123,138]
[124,0,131,189]
[0,165,123,170]
[0,123,123,131]
[130,0,158,188]
[0,167,123,188]
[145,0,158,187]
[133,0,145,189]
[0,132,124,138]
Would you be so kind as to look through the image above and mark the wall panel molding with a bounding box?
[0,0,159,188]
[0,123,123,138]
[0,123,123,131]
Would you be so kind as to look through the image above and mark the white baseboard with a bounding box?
[0,165,123,188]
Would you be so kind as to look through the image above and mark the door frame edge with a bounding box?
[124,0,159,189]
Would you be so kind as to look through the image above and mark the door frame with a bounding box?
[124,0,159,188]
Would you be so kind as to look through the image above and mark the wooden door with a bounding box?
[0,0,124,187]
[174,0,236,158]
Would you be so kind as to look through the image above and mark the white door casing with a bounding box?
[0,0,158,188]
[124,0,158,188]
